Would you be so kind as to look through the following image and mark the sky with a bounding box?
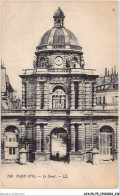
[1,1,119,98]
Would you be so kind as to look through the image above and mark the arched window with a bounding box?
[40,57,46,68]
[4,126,19,160]
[71,57,78,68]
[52,86,66,109]
[99,126,114,160]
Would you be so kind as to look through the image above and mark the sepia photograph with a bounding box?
[1,1,119,190]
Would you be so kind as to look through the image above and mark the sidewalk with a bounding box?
[1,160,118,189]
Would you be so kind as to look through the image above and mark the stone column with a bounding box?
[70,124,76,152]
[35,124,41,151]
[77,124,85,152]
[70,82,75,109]
[36,81,41,110]
[43,82,49,109]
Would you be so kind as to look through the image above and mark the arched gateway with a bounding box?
[4,125,19,160]
[50,128,68,161]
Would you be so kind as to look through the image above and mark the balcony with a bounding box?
[36,44,82,51]
[21,68,97,76]
[1,108,118,118]
[70,68,96,75]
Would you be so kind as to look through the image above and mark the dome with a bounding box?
[36,8,81,51]
[39,28,79,47]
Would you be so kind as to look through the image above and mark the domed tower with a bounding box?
[20,8,98,163]
[35,7,85,70]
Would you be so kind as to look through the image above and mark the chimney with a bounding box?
[114,65,116,74]
[105,68,107,76]
[112,67,113,74]
[108,70,109,76]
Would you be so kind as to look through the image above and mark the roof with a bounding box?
[96,77,118,92]
[53,7,65,18]
[38,27,80,49]
[36,8,81,51]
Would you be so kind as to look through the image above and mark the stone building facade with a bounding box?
[1,8,118,163]
[1,64,21,110]
[96,67,118,111]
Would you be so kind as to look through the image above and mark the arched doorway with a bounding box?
[50,128,68,161]
[4,125,19,160]
[99,126,114,160]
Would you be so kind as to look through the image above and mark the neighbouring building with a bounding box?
[1,63,21,110]
[96,67,118,110]
[1,8,118,163]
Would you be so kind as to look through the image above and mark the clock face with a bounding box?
[55,56,63,65]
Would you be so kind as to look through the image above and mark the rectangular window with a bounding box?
[13,148,15,155]
[9,138,12,142]
[114,96,118,104]
[52,95,66,109]
[9,147,16,155]
[99,97,101,104]
[9,148,12,155]
[103,96,105,104]
[74,82,78,109]
[40,82,44,109]
[92,83,95,107]
[24,83,27,108]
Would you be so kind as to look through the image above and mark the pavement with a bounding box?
[1,160,118,189]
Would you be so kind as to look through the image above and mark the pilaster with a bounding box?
[35,124,41,151]
[78,82,86,109]
[70,82,75,109]
[20,124,26,148]
[77,124,85,151]
[43,82,49,109]
[85,82,92,109]
[92,82,96,107]
[36,81,41,109]
[70,124,76,152]
[22,82,26,109]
